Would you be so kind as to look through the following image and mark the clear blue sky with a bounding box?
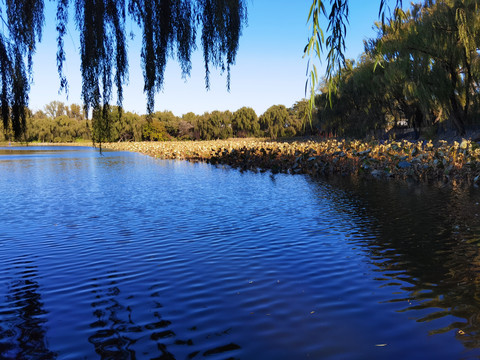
[29,1,387,116]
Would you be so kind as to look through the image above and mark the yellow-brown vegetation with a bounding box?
[101,138,480,187]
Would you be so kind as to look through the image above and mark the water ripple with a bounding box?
[1,147,480,358]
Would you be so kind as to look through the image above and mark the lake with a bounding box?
[1,146,480,359]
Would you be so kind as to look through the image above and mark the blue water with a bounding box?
[1,146,480,359]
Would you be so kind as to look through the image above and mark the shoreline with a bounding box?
[3,138,479,188]
[100,138,480,188]
[0,141,94,147]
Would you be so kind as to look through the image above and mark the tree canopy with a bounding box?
[371,0,480,135]
[0,0,247,141]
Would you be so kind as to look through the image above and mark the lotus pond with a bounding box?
[1,146,480,359]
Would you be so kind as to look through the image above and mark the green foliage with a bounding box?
[316,57,391,137]
[152,111,180,138]
[372,0,480,135]
[142,120,170,141]
[259,105,290,139]
[195,110,233,140]
[68,104,84,120]
[305,0,403,118]
[16,98,320,143]
[179,112,196,139]
[231,107,259,137]
[315,1,480,138]
[289,100,313,135]
[25,112,91,143]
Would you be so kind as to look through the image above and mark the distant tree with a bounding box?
[211,110,233,139]
[182,112,197,125]
[44,101,67,119]
[232,107,259,137]
[289,100,312,135]
[153,111,180,138]
[182,112,198,139]
[178,120,194,140]
[28,118,55,142]
[193,110,232,140]
[68,104,84,120]
[32,109,46,120]
[142,119,169,141]
[315,57,391,137]
[259,105,290,139]
[115,111,144,142]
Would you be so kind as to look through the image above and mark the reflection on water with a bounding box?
[88,272,140,359]
[0,255,56,359]
[1,146,480,358]
[314,177,480,351]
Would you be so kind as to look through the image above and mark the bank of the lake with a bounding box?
[102,138,480,187]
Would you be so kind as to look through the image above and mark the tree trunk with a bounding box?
[450,93,466,135]
[448,66,466,135]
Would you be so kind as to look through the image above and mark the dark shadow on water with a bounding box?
[88,271,176,359]
[311,175,480,350]
[88,272,241,359]
[0,255,57,359]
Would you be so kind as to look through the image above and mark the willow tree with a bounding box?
[231,106,258,137]
[0,0,247,142]
[304,0,402,114]
[368,0,480,135]
[259,104,290,139]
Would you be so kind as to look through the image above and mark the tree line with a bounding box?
[314,0,480,138]
[0,100,316,143]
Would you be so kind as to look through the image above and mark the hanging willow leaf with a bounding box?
[0,35,13,132]
[304,0,403,124]
[0,0,43,140]
[0,0,247,143]
[56,0,69,94]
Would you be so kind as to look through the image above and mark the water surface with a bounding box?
[1,146,480,359]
